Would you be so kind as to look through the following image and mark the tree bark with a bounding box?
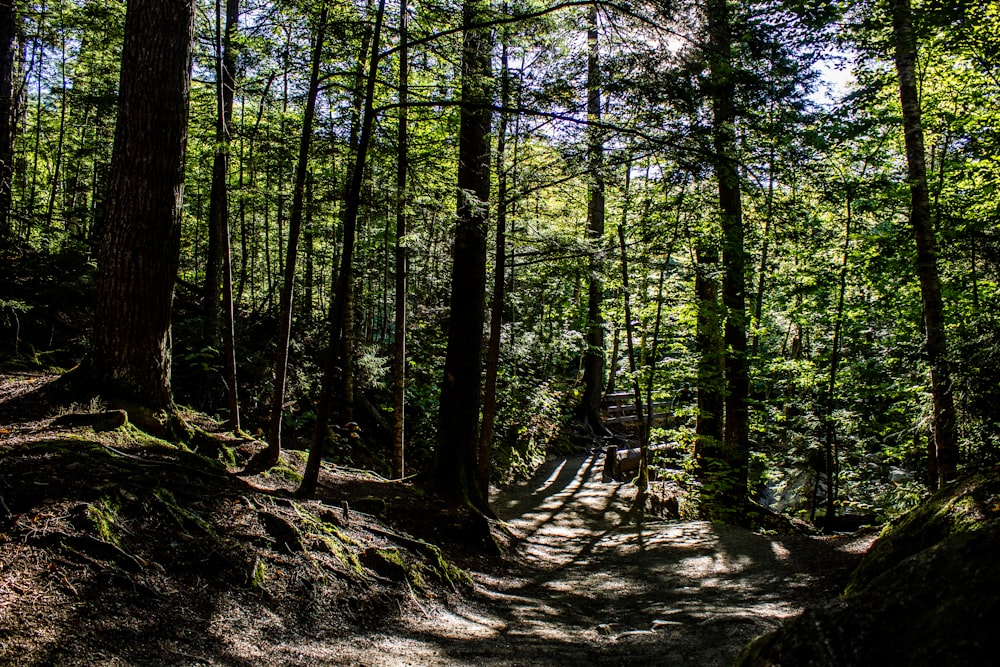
[823,189,852,526]
[255,3,327,471]
[705,0,749,521]
[90,0,195,421]
[891,0,959,487]
[0,0,16,240]
[477,26,512,500]
[209,0,241,432]
[203,0,236,329]
[578,4,608,435]
[432,0,492,515]
[391,0,409,480]
[694,240,724,470]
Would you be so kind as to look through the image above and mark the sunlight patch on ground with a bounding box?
[770,541,791,561]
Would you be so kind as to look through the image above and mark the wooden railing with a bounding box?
[602,391,670,425]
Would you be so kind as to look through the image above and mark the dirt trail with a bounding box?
[332,454,873,666]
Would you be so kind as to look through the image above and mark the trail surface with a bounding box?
[331,454,873,666]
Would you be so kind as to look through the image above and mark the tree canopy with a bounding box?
[2,0,999,526]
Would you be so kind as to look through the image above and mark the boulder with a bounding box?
[736,469,1000,666]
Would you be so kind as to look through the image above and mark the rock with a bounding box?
[735,469,1000,666]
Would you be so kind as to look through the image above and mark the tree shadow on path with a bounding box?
[356,453,873,666]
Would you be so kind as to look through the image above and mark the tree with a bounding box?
[298,0,386,498]
[578,3,609,435]
[0,0,16,240]
[207,0,241,432]
[478,11,512,499]
[87,0,196,429]
[890,0,959,488]
[695,0,750,521]
[251,2,329,472]
[391,0,409,480]
[432,0,493,514]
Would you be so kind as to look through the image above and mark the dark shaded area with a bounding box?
[737,469,1000,666]
[0,374,468,666]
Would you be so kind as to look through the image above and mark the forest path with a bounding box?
[335,454,873,666]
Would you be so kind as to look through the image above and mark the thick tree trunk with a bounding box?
[578,5,608,435]
[90,0,195,419]
[891,0,959,487]
[704,0,749,521]
[432,0,492,515]
[478,27,512,500]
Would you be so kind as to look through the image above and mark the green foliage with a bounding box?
[3,0,999,527]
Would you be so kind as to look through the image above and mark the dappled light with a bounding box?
[327,454,871,665]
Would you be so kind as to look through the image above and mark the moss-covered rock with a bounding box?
[736,522,1000,666]
[847,469,1000,594]
[736,469,1000,666]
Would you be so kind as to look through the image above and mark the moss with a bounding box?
[113,422,176,451]
[291,502,363,574]
[250,557,267,588]
[86,495,123,547]
[419,541,470,590]
[189,428,238,467]
[258,450,305,484]
[846,469,1000,595]
[151,487,214,536]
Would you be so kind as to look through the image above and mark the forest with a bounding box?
[1,0,999,662]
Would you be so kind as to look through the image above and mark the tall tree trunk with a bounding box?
[617,221,647,489]
[298,0,386,497]
[578,4,608,435]
[203,0,239,345]
[694,240,724,474]
[823,189,852,527]
[891,0,959,488]
[432,0,492,515]
[0,0,16,240]
[705,0,749,521]
[88,0,195,430]
[252,3,327,472]
[217,0,240,431]
[478,21,512,500]
[391,0,408,480]
[751,143,775,358]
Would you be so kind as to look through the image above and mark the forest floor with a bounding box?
[0,369,874,666]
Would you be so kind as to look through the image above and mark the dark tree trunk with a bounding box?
[254,3,327,471]
[202,0,238,336]
[823,190,852,527]
[432,0,492,514]
[578,4,608,435]
[694,241,724,469]
[298,0,385,497]
[391,0,408,480]
[209,0,240,431]
[891,0,959,488]
[478,23,512,500]
[0,0,16,240]
[90,0,195,420]
[617,220,648,488]
[706,0,749,521]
